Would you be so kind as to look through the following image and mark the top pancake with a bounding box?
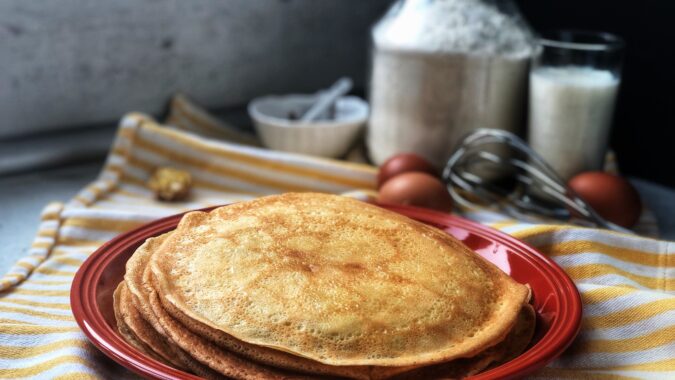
[150,193,529,367]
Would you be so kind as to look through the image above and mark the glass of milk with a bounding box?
[528,31,624,181]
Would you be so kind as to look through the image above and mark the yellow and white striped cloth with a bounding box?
[0,96,673,379]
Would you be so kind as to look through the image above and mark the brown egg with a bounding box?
[568,171,642,228]
[378,172,453,212]
[377,153,438,189]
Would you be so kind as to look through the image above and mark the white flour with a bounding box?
[373,0,533,56]
[367,0,534,166]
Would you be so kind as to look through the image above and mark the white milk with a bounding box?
[528,66,619,180]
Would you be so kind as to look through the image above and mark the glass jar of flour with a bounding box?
[367,0,535,167]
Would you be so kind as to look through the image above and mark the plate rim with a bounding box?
[71,204,582,380]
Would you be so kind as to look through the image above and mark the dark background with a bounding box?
[517,0,674,188]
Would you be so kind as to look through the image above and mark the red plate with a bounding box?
[71,204,581,380]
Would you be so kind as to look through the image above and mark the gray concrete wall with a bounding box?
[0,0,390,138]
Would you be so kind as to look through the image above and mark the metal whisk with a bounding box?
[442,129,631,233]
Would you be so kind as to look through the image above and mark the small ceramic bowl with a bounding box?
[248,94,369,158]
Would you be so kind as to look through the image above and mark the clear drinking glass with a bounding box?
[527,30,624,181]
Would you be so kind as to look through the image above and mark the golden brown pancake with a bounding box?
[155,282,371,379]
[147,286,315,380]
[125,285,531,380]
[115,193,535,379]
[124,234,172,333]
[112,282,168,365]
[379,303,536,379]
[118,283,223,380]
[149,265,534,380]
[123,235,224,379]
[116,281,186,369]
[128,233,370,379]
[150,193,530,367]
[488,303,536,367]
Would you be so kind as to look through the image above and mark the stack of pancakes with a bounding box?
[113,193,535,379]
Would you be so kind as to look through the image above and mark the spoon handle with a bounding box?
[300,77,353,122]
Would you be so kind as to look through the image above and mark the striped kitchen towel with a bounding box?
[0,98,673,379]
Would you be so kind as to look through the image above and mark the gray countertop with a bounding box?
[1,161,674,273]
